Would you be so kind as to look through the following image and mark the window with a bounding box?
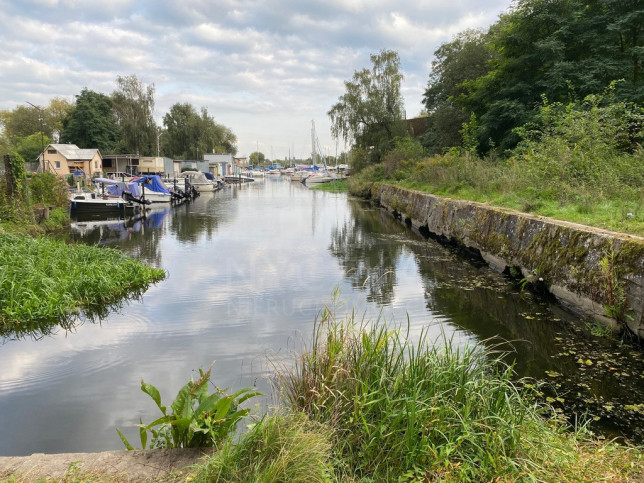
[55,161,60,169]
[48,149,56,154]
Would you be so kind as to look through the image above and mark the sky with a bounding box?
[0,0,511,161]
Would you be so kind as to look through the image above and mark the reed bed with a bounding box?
[274,307,644,481]
[0,233,165,330]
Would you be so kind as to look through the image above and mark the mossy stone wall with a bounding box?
[373,184,644,337]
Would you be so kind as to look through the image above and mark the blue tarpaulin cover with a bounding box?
[133,175,171,194]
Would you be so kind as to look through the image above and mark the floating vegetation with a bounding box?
[539,322,644,444]
[0,233,166,338]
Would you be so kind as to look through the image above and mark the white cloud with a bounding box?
[0,0,512,158]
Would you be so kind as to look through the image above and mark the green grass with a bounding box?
[351,152,644,236]
[0,233,166,335]
[308,179,348,192]
[192,412,335,483]
[267,305,644,482]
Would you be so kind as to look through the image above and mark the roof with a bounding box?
[49,144,100,161]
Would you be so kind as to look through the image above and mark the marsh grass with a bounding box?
[191,412,335,483]
[274,305,644,481]
[349,147,644,236]
[308,179,348,192]
[0,233,165,333]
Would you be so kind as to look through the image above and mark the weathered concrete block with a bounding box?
[375,184,644,337]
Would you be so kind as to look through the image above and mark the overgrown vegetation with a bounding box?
[191,412,334,483]
[0,233,165,334]
[308,179,348,192]
[1,168,71,235]
[186,307,644,482]
[348,94,644,236]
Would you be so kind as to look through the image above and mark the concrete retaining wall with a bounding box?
[370,183,644,337]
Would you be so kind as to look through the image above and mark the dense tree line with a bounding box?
[0,75,237,164]
[328,1,643,166]
[422,0,644,155]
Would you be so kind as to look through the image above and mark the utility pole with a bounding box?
[26,101,44,173]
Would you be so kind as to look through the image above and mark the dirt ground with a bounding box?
[0,448,214,482]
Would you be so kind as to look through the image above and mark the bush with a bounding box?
[28,172,69,207]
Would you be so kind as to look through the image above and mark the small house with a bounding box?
[38,144,102,177]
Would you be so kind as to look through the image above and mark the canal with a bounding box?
[1,176,643,456]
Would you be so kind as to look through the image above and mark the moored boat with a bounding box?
[70,177,149,215]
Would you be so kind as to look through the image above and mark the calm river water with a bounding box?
[1,177,643,456]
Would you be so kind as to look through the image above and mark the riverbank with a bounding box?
[0,448,211,482]
[3,317,644,482]
[357,181,644,337]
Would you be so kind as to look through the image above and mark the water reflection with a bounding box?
[329,202,403,305]
[1,181,643,458]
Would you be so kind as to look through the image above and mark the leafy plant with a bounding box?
[117,366,261,450]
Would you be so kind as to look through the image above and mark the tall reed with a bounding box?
[277,306,635,481]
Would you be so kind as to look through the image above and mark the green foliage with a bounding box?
[353,90,644,235]
[15,132,51,164]
[427,0,644,155]
[36,207,70,234]
[281,313,541,480]
[61,88,120,151]
[422,29,493,154]
[28,172,69,207]
[117,366,261,450]
[111,75,158,156]
[0,154,34,225]
[382,136,426,177]
[328,50,406,164]
[511,93,644,200]
[194,412,334,483]
[308,179,347,192]
[0,233,165,332]
[162,103,237,159]
[248,151,265,165]
[274,305,644,481]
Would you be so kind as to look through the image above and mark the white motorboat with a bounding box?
[176,171,219,192]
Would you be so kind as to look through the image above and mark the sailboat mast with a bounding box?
[311,120,316,165]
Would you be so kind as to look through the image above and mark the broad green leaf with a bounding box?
[116,428,135,450]
[141,380,166,415]
[213,396,234,420]
[195,393,221,416]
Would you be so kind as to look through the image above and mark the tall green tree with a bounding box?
[16,133,52,163]
[162,103,237,159]
[61,88,120,151]
[249,151,265,165]
[328,49,406,165]
[457,0,644,154]
[45,97,73,141]
[422,29,493,153]
[0,106,44,142]
[111,75,158,155]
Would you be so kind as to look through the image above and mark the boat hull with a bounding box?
[69,194,137,215]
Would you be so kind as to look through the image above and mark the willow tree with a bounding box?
[111,75,157,155]
[328,49,406,166]
[162,103,237,159]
